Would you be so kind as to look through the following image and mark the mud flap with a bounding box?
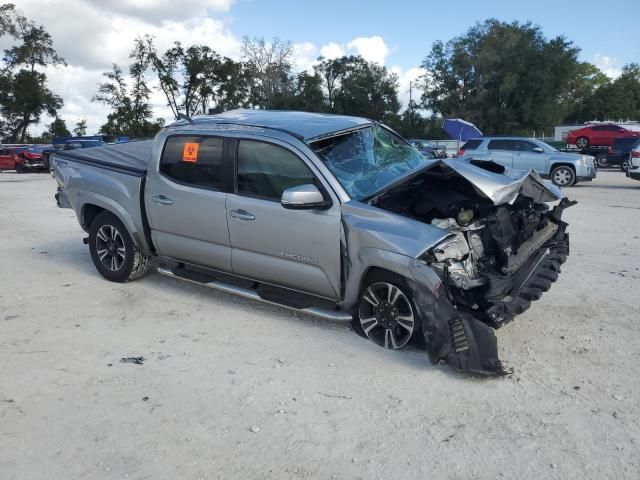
[408,280,509,377]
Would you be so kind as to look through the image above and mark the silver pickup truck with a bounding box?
[52,110,574,376]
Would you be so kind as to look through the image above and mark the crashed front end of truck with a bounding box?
[369,159,573,375]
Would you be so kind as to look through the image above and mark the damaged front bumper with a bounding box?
[411,198,574,376]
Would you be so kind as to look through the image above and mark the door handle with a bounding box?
[229,209,255,221]
[151,194,173,205]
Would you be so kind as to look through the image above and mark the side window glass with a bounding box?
[518,141,537,152]
[488,140,513,151]
[160,136,224,189]
[237,140,315,201]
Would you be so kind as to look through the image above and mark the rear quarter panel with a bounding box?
[52,155,152,254]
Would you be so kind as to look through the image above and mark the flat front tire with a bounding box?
[88,211,150,282]
[355,272,422,350]
[551,166,576,187]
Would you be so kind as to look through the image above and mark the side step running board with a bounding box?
[156,266,352,322]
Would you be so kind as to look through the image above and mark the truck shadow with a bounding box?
[33,240,464,377]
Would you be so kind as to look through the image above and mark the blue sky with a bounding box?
[228,0,640,74]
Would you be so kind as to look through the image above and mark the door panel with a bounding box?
[227,138,342,300]
[512,140,548,174]
[486,140,514,168]
[227,194,341,299]
[145,135,231,271]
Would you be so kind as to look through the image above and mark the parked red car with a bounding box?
[0,145,29,171]
[566,124,640,148]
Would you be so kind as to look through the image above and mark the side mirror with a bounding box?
[533,147,544,153]
[281,184,330,210]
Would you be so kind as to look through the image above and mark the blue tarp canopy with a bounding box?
[442,118,483,141]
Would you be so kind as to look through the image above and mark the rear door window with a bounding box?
[487,140,515,151]
[160,136,224,190]
[462,139,482,150]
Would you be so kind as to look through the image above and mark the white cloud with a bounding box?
[320,42,346,60]
[317,36,390,65]
[14,0,243,136]
[292,41,318,72]
[390,66,427,110]
[11,2,403,136]
[594,54,622,79]
[346,36,389,65]
[84,0,234,24]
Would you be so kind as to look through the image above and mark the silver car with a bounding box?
[52,111,574,376]
[459,137,596,187]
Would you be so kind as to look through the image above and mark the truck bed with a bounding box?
[51,140,153,175]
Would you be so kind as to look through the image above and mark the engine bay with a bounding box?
[369,162,571,325]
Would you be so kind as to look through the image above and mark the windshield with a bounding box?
[311,125,430,200]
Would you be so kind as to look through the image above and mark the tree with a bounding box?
[574,64,640,121]
[0,10,64,141]
[73,118,87,136]
[0,3,17,39]
[93,37,163,137]
[317,56,400,125]
[420,20,581,135]
[152,41,249,118]
[561,62,609,123]
[315,57,342,111]
[45,116,70,137]
[242,37,293,109]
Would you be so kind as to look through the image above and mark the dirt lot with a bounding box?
[1,170,639,480]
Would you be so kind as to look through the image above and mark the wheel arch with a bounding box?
[77,194,151,254]
[342,248,442,310]
[550,162,577,173]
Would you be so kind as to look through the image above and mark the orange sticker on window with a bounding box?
[182,142,199,163]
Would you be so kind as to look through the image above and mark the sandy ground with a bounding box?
[1,170,639,480]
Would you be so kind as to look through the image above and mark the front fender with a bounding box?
[341,247,443,309]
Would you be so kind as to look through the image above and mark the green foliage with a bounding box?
[45,116,71,137]
[0,6,64,142]
[572,64,640,121]
[421,19,581,134]
[73,118,87,136]
[93,37,163,138]
[152,41,249,118]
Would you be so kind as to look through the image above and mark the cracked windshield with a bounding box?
[311,125,430,200]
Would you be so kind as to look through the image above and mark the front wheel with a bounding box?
[551,165,576,187]
[621,157,630,172]
[88,211,151,282]
[355,272,421,350]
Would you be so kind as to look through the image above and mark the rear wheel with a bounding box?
[551,165,576,187]
[355,272,421,350]
[575,136,589,149]
[88,211,150,282]
[596,154,609,168]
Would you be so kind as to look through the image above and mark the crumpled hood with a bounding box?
[441,158,563,205]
